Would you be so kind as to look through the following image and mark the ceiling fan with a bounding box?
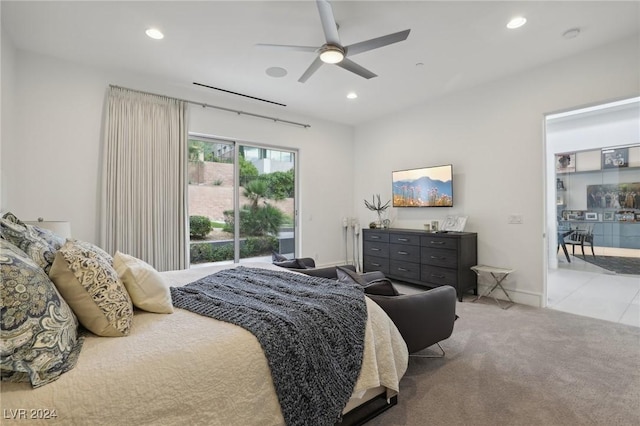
[257,0,411,83]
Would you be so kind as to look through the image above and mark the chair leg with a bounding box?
[410,342,445,358]
[581,243,585,258]
[590,244,595,258]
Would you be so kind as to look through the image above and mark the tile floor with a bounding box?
[547,251,640,328]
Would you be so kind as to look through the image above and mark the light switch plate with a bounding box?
[508,214,523,224]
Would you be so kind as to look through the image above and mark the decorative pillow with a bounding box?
[0,213,65,274]
[49,240,133,337]
[336,266,368,285]
[1,240,84,388]
[272,251,288,262]
[273,259,308,269]
[113,251,173,314]
[361,278,400,296]
[336,267,399,296]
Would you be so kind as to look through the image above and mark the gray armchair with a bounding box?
[272,253,356,279]
[366,286,457,356]
[337,267,457,357]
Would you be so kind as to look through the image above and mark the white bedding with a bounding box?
[1,262,408,425]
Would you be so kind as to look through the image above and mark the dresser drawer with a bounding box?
[363,256,390,274]
[421,236,457,250]
[389,243,421,262]
[421,248,458,268]
[421,265,457,286]
[363,241,389,258]
[364,231,389,243]
[389,260,420,281]
[389,233,420,246]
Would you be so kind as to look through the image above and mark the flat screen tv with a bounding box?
[392,164,453,207]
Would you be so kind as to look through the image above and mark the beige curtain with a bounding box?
[101,86,188,271]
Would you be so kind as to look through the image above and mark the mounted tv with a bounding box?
[392,164,453,207]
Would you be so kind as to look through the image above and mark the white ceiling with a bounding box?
[2,1,639,126]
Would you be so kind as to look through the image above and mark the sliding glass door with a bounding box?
[187,136,297,266]
[237,145,296,262]
[188,137,237,265]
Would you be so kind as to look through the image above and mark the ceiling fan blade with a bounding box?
[298,56,324,83]
[336,58,377,79]
[316,0,340,45]
[255,44,318,53]
[345,29,411,57]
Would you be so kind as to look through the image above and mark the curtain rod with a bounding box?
[109,85,311,129]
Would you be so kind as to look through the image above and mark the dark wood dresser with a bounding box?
[362,228,478,301]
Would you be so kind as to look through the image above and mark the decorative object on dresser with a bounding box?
[441,215,468,232]
[362,228,478,302]
[364,194,390,228]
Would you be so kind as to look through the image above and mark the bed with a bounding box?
[1,261,409,425]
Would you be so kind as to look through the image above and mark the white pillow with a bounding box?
[113,251,174,314]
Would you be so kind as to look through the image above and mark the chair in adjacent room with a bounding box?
[563,225,595,259]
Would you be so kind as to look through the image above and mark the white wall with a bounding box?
[3,50,354,266]
[353,36,640,307]
[3,33,638,305]
[1,26,17,210]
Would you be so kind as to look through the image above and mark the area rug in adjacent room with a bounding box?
[367,297,640,426]
[578,255,640,275]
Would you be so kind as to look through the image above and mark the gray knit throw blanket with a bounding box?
[170,266,367,426]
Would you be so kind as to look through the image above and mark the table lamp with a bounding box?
[24,218,72,239]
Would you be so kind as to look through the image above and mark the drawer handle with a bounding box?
[431,274,445,279]
[398,267,408,272]
[398,251,408,255]
[430,255,446,260]
[430,241,445,245]
[397,238,409,242]
[371,248,381,252]
[371,263,381,267]
[371,236,380,239]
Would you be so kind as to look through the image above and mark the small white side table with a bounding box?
[470,265,515,309]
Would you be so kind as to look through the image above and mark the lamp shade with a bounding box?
[24,220,72,239]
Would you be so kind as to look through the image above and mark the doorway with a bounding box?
[187,135,298,266]
[544,97,640,327]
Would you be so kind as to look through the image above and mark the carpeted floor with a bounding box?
[367,298,640,426]
[578,255,640,275]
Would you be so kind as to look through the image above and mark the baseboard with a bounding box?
[475,283,543,307]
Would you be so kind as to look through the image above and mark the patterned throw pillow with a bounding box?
[49,240,133,337]
[0,240,84,388]
[0,212,65,274]
[113,251,174,314]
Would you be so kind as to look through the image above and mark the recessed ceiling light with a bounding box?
[266,67,287,78]
[506,17,527,29]
[145,28,164,40]
[346,92,358,99]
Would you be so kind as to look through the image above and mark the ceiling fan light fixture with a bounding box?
[319,45,344,64]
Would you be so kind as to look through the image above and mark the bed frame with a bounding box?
[340,393,398,425]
